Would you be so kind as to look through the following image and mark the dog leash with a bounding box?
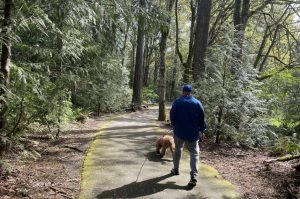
[135,129,173,182]
[135,156,147,182]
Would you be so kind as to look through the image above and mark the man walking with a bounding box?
[170,85,206,187]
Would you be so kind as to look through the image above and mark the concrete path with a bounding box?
[79,108,241,199]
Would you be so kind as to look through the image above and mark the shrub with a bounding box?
[269,136,300,156]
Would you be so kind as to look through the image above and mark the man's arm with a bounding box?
[170,102,176,126]
[198,103,207,133]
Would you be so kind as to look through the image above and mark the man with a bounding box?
[170,84,206,187]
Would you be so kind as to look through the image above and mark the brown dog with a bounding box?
[156,135,175,157]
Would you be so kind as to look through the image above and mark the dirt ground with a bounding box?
[0,115,109,199]
[0,114,299,199]
[201,141,300,199]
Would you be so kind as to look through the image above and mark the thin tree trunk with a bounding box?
[170,66,177,101]
[231,0,250,74]
[153,55,159,86]
[144,38,154,87]
[192,0,212,82]
[215,106,223,144]
[143,38,149,86]
[253,26,270,69]
[215,63,226,144]
[121,25,129,68]
[132,0,146,110]
[185,0,196,81]
[55,5,65,139]
[158,31,168,121]
[254,7,289,70]
[175,0,196,83]
[130,43,136,88]
[0,0,13,130]
[258,25,280,72]
[158,0,175,121]
[0,0,13,155]
[208,1,234,46]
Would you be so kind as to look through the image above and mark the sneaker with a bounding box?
[170,168,179,175]
[187,178,197,187]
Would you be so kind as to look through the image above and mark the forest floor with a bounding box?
[0,108,299,199]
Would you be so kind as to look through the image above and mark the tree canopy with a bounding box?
[0,0,299,155]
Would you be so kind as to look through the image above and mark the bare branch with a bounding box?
[258,25,280,72]
[249,0,272,18]
[257,55,300,80]
[209,1,234,45]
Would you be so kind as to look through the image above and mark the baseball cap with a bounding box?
[182,85,192,92]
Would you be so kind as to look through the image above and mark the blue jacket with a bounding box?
[170,95,206,141]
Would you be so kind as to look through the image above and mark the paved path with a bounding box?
[79,108,241,199]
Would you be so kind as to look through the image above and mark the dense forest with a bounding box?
[0,0,299,171]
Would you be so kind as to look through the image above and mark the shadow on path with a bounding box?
[97,174,191,198]
[146,151,173,165]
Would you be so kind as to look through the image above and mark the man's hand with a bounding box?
[199,133,205,142]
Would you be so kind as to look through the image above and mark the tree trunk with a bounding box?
[232,0,250,74]
[215,106,223,144]
[265,154,300,163]
[258,25,280,72]
[192,0,212,82]
[153,55,159,86]
[0,0,13,130]
[0,0,13,155]
[158,31,168,121]
[175,0,196,84]
[129,43,135,88]
[132,0,146,110]
[158,0,175,121]
[170,65,177,101]
[121,25,129,68]
[143,38,149,87]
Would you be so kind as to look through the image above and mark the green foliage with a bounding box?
[0,0,133,140]
[72,55,131,112]
[73,108,91,123]
[0,159,12,176]
[7,64,76,136]
[194,22,271,147]
[0,0,298,152]
[263,69,300,129]
[269,136,300,156]
[143,87,159,103]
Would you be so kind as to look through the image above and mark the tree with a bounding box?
[132,0,146,110]
[0,0,13,154]
[231,0,250,73]
[158,0,175,121]
[175,0,196,83]
[192,0,212,82]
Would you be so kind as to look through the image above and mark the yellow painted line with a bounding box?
[79,122,111,199]
[78,112,130,199]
